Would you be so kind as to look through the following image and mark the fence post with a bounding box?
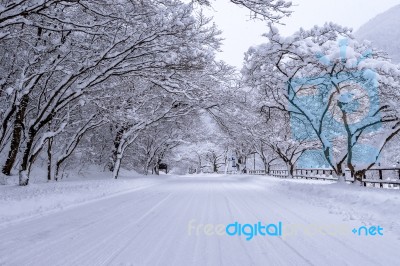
[379,169,383,188]
[363,172,367,187]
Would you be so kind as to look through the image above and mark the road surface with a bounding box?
[0,175,398,265]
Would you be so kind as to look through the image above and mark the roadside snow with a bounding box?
[0,170,167,226]
[254,175,400,239]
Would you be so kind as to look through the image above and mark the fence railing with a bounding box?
[217,170,238,175]
[295,168,337,180]
[269,169,340,180]
[248,170,266,175]
[218,167,400,189]
[269,169,290,178]
[351,168,400,188]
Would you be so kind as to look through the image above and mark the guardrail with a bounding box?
[269,169,290,178]
[250,167,400,189]
[248,170,266,175]
[295,168,334,179]
[217,170,239,175]
[213,167,400,189]
[354,168,400,188]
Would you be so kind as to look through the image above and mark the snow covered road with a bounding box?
[0,175,399,266]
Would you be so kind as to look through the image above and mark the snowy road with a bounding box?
[0,175,398,266]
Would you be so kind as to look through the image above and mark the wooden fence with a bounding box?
[246,167,400,189]
[354,168,400,188]
[248,170,266,175]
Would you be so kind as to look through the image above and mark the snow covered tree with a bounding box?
[193,0,292,21]
[0,0,226,184]
[126,119,192,175]
[243,24,400,181]
[254,111,319,177]
[0,0,293,185]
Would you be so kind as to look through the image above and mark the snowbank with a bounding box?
[251,175,400,239]
[0,169,168,226]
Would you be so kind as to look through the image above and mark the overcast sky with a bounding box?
[202,0,399,68]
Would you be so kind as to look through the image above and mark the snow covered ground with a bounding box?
[0,174,399,265]
[0,169,168,225]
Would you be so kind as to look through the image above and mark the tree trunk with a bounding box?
[47,138,53,181]
[153,161,160,175]
[354,169,366,186]
[213,160,218,173]
[112,137,128,179]
[55,161,61,181]
[337,163,344,177]
[55,152,69,181]
[18,128,36,186]
[144,154,154,175]
[264,162,270,175]
[2,94,29,175]
[197,154,202,174]
[288,163,294,178]
[109,127,125,172]
[112,154,122,179]
[0,103,16,151]
[336,163,346,183]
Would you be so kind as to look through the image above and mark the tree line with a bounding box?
[0,0,292,185]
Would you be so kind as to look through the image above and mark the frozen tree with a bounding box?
[193,0,292,21]
[243,24,400,181]
[0,0,226,184]
[128,119,192,175]
[211,81,317,176]
[191,141,229,173]
[253,111,319,177]
[0,0,293,185]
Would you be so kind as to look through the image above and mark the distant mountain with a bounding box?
[355,5,400,63]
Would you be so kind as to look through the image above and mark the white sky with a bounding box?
[202,0,399,68]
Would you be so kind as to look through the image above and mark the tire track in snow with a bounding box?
[0,190,162,258]
[220,182,261,265]
[0,180,167,230]
[229,178,393,266]
[68,192,174,266]
[1,190,173,266]
[105,190,197,266]
[220,180,314,266]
